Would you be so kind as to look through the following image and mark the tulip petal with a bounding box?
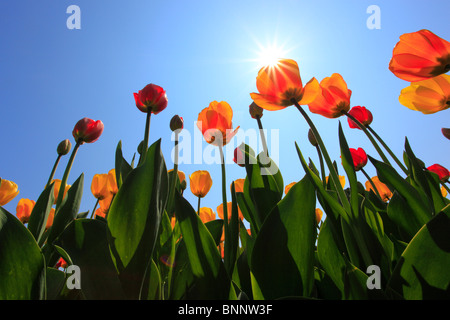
[250,92,287,111]
[298,77,320,105]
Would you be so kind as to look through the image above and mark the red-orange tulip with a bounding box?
[389,29,450,82]
[427,164,450,182]
[308,73,352,118]
[134,83,168,115]
[347,106,373,129]
[197,101,239,146]
[72,118,104,144]
[349,148,368,171]
[250,59,319,111]
[16,198,35,224]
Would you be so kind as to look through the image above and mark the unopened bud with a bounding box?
[170,115,184,131]
[308,129,318,147]
[442,128,450,140]
[137,140,145,155]
[57,139,72,155]
[249,102,263,119]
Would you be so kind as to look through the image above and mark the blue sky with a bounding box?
[1,0,449,219]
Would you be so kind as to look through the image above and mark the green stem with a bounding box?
[219,144,229,251]
[139,111,152,166]
[90,198,99,219]
[367,125,408,175]
[167,132,179,215]
[46,154,62,189]
[55,141,81,211]
[343,111,393,168]
[197,196,201,216]
[256,116,269,157]
[292,99,351,213]
[361,168,382,200]
[315,145,326,189]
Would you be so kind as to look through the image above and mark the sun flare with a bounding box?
[256,42,290,68]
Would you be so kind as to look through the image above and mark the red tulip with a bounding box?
[72,118,104,144]
[134,83,168,115]
[427,164,450,182]
[347,106,373,129]
[233,147,245,167]
[349,148,368,171]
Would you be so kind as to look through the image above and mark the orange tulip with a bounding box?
[16,198,36,224]
[389,29,450,82]
[326,175,346,188]
[250,58,319,111]
[308,73,352,118]
[91,174,109,200]
[217,202,244,221]
[189,170,213,198]
[284,181,296,195]
[231,179,245,193]
[168,169,186,184]
[0,179,19,206]
[365,176,393,202]
[198,207,216,224]
[51,179,70,204]
[197,101,239,146]
[94,207,107,219]
[315,208,323,225]
[398,74,450,114]
[107,169,118,195]
[46,208,55,230]
[441,186,447,198]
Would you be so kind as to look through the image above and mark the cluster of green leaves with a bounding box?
[1,121,449,299]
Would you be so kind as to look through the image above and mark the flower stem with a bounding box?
[361,168,382,200]
[256,116,269,157]
[367,125,408,175]
[167,132,179,215]
[90,198,99,219]
[197,196,201,216]
[139,111,152,166]
[343,111,393,169]
[55,141,81,211]
[315,145,326,188]
[292,99,351,213]
[219,144,229,246]
[46,154,62,189]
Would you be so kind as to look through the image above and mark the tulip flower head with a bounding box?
[349,148,368,171]
[250,58,319,111]
[217,202,244,221]
[365,176,392,202]
[442,128,450,140]
[134,83,168,115]
[107,169,118,195]
[72,118,104,144]
[284,181,296,195]
[398,74,450,114]
[249,102,264,119]
[389,29,450,82]
[197,101,239,146]
[198,207,216,224]
[347,106,373,129]
[427,164,450,183]
[91,174,110,200]
[0,179,19,206]
[170,115,184,131]
[233,147,246,167]
[189,170,213,198]
[315,208,323,225]
[232,179,245,194]
[16,198,35,224]
[51,179,70,204]
[308,73,352,118]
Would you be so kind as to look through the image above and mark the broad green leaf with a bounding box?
[56,218,125,299]
[224,182,240,277]
[115,140,133,189]
[387,206,450,299]
[140,259,162,300]
[0,207,45,299]
[250,175,316,299]
[28,182,55,243]
[107,139,168,299]
[45,267,66,300]
[174,191,231,299]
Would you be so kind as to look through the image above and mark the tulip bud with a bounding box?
[137,140,145,155]
[170,115,184,131]
[347,106,373,129]
[233,147,245,167]
[442,128,450,140]
[308,129,318,147]
[72,118,104,144]
[57,139,72,155]
[249,102,263,119]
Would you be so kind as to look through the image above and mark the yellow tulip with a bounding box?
[91,174,109,200]
[189,170,213,198]
[0,179,19,206]
[107,169,118,195]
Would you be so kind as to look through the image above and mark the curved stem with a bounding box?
[343,111,393,168]
[139,111,152,166]
[292,99,351,213]
[55,141,81,211]
[256,116,269,157]
[46,154,62,189]
[367,125,408,175]
[361,168,382,200]
[90,198,99,219]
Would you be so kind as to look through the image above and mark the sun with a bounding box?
[255,42,291,68]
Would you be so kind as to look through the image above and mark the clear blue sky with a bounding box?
[1,0,449,219]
